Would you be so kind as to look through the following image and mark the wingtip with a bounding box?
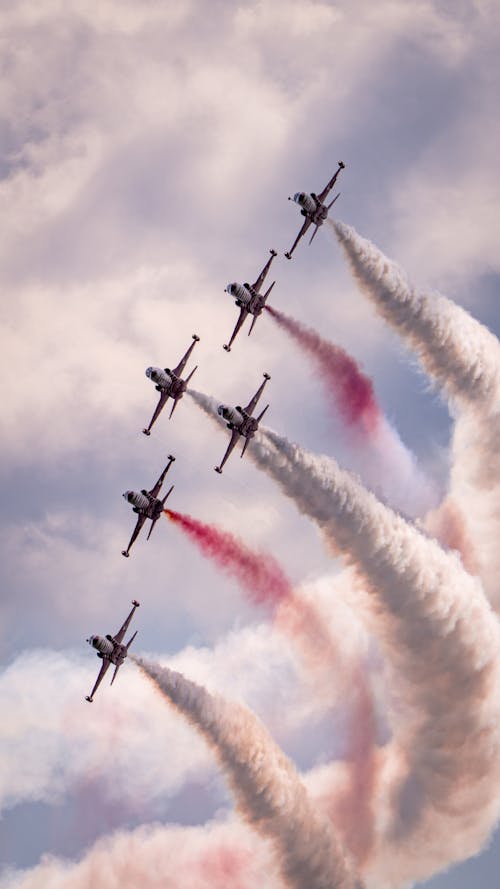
[284,252,292,260]
[142,429,151,436]
[214,467,222,474]
[85,696,93,703]
[132,599,140,607]
[223,344,230,352]
[121,550,130,558]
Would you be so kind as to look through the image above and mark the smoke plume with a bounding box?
[250,426,500,886]
[163,506,379,864]
[265,304,381,433]
[332,219,500,606]
[134,656,361,889]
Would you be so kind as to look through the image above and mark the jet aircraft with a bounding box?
[223,250,277,352]
[284,161,345,259]
[121,456,175,557]
[143,334,200,435]
[215,373,271,474]
[85,599,140,702]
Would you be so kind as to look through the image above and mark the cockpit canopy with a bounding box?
[293,192,306,205]
[217,404,230,420]
[123,491,135,503]
[226,283,237,295]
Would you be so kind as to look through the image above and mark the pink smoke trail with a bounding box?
[2,819,279,889]
[134,657,362,889]
[164,506,379,864]
[265,304,380,434]
[164,509,290,609]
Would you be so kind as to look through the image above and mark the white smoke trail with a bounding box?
[188,388,500,884]
[133,656,361,889]
[251,427,500,887]
[332,220,500,606]
[332,220,500,407]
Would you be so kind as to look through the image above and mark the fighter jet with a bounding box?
[215,373,271,474]
[143,334,200,435]
[223,250,277,352]
[121,456,175,557]
[284,161,345,260]
[85,599,140,702]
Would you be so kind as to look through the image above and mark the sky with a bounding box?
[1,1,500,887]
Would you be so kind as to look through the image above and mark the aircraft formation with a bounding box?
[86,161,345,701]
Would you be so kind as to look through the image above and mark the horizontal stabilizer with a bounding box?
[110,664,121,686]
[126,629,138,650]
[308,225,320,246]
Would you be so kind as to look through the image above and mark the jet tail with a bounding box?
[169,398,179,419]
[248,315,259,336]
[327,192,340,210]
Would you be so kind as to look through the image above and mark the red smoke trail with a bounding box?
[265,305,381,434]
[164,509,291,608]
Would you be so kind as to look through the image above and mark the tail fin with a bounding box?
[161,484,174,507]
[327,192,340,210]
[248,315,259,336]
[240,437,251,459]
[256,403,269,424]
[262,280,275,305]
[169,398,179,419]
[184,365,198,385]
[126,630,138,651]
[147,518,159,541]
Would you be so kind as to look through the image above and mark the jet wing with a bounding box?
[285,217,312,260]
[121,512,147,558]
[316,161,344,204]
[223,306,249,352]
[143,390,171,436]
[86,658,111,702]
[148,455,176,499]
[215,428,241,474]
[172,335,200,378]
[113,600,140,644]
[243,373,271,416]
[250,249,277,293]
